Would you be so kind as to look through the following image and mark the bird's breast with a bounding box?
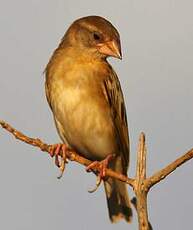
[49,63,117,160]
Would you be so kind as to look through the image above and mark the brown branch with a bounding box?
[134,133,149,230]
[0,120,134,187]
[131,197,153,230]
[145,147,193,190]
[1,119,193,230]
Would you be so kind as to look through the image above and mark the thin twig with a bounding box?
[145,148,193,189]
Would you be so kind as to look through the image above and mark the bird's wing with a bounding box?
[45,80,53,110]
[102,66,129,174]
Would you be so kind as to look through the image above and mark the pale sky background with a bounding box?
[0,1,193,229]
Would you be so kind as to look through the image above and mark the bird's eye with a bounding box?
[93,32,101,41]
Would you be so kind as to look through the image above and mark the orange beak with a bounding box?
[97,40,122,59]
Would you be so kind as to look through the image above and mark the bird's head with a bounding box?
[62,16,122,60]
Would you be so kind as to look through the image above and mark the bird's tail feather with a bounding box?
[104,178,132,223]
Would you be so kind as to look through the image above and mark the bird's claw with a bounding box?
[86,154,114,193]
[88,175,102,193]
[49,143,68,179]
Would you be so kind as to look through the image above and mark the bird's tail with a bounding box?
[104,155,132,223]
[104,175,132,223]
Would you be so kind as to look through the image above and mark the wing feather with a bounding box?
[102,67,129,174]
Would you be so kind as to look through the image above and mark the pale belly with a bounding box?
[52,85,117,161]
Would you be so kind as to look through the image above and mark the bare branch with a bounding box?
[145,148,193,189]
[131,197,153,230]
[136,132,147,181]
[1,119,193,230]
[0,120,134,187]
[134,133,149,230]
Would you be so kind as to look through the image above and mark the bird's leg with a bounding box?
[49,143,68,179]
[86,154,114,193]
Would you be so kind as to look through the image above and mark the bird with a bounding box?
[45,15,132,223]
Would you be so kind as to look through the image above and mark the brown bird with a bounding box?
[45,15,132,223]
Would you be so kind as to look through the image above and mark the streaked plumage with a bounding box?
[45,15,132,223]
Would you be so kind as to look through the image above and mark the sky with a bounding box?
[0,0,193,229]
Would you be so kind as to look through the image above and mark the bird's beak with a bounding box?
[97,40,122,59]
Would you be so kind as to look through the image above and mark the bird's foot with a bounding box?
[86,154,114,193]
[49,143,68,179]
[86,154,114,178]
